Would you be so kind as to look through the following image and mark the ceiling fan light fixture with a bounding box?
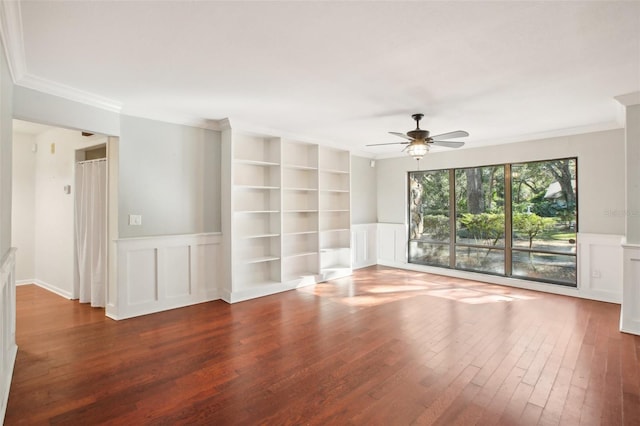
[407,142,428,160]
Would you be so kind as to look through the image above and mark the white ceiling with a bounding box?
[9,1,640,156]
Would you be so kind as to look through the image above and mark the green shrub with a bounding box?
[512,213,555,248]
[458,213,505,246]
[422,215,450,241]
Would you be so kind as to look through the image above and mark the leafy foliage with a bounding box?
[422,215,450,241]
[512,213,556,248]
[458,213,505,246]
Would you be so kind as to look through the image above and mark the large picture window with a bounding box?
[408,158,577,286]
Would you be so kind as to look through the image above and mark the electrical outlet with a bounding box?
[591,269,601,279]
[128,214,142,226]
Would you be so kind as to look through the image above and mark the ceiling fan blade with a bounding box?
[431,140,465,148]
[366,141,410,147]
[430,130,469,141]
[389,131,413,141]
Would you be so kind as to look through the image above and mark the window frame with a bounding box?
[407,157,578,287]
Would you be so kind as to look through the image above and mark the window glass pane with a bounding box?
[512,251,576,285]
[409,241,449,267]
[511,159,577,254]
[455,166,505,247]
[455,246,505,275]
[409,170,450,243]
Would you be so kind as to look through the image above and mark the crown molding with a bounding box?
[0,0,123,113]
[216,118,231,131]
[18,73,122,113]
[0,0,26,81]
[615,91,640,107]
[228,118,355,154]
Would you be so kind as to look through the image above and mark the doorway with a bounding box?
[73,144,108,306]
[11,120,117,310]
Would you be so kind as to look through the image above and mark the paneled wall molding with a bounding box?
[377,223,407,265]
[376,223,625,304]
[577,233,624,303]
[110,233,222,320]
[351,223,377,269]
[0,248,18,423]
[621,243,640,335]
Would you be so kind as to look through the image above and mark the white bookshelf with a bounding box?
[232,133,282,289]
[223,129,351,302]
[318,147,352,281]
[281,140,320,283]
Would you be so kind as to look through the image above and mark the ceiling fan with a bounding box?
[367,113,469,160]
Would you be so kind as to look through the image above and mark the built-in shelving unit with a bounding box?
[281,140,319,284]
[232,133,282,291]
[222,126,351,302]
[318,146,352,281]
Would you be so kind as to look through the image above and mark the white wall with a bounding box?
[351,155,377,224]
[13,86,120,137]
[31,128,107,297]
[0,38,17,425]
[119,115,221,238]
[0,46,13,258]
[11,132,35,281]
[625,104,640,244]
[377,129,626,235]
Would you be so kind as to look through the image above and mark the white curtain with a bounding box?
[75,159,107,307]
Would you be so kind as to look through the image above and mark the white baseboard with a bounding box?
[376,259,623,303]
[227,282,297,304]
[32,279,73,299]
[108,292,220,320]
[620,318,640,336]
[15,279,35,286]
[353,261,376,270]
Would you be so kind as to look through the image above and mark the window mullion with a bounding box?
[449,168,456,269]
[505,164,513,277]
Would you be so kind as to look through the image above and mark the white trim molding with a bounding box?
[18,74,122,113]
[0,1,121,112]
[351,223,377,269]
[31,279,72,300]
[614,91,640,107]
[110,233,222,320]
[0,0,25,81]
[621,243,640,335]
[0,249,18,424]
[577,233,624,303]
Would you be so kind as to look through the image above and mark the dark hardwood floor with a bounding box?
[5,266,640,425]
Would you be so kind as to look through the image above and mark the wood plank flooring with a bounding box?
[5,266,640,425]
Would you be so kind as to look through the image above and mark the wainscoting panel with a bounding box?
[351,224,377,269]
[162,246,190,299]
[191,242,219,298]
[111,233,222,320]
[0,249,17,424]
[621,244,640,335]
[377,223,407,265]
[578,233,624,303]
[376,223,625,304]
[126,248,158,305]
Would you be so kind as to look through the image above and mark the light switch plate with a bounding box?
[128,214,142,226]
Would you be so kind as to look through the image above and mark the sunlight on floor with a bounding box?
[299,268,538,308]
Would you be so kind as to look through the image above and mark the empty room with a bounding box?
[0,1,639,424]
